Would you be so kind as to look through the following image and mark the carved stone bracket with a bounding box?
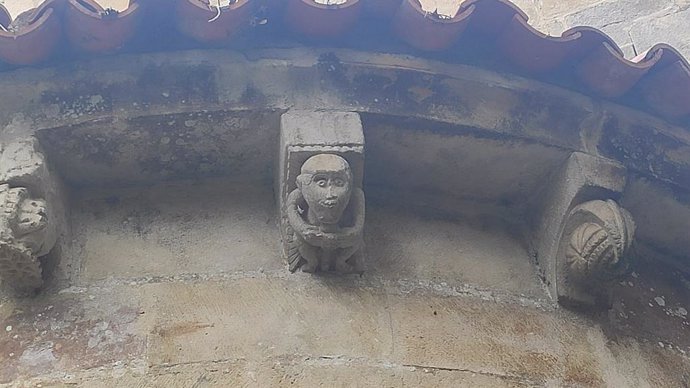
[533,152,635,308]
[558,199,635,306]
[277,110,365,274]
[0,138,64,292]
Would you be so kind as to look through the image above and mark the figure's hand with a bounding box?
[300,226,325,245]
[302,226,321,238]
[318,232,341,249]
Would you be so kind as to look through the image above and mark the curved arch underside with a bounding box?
[0,48,686,272]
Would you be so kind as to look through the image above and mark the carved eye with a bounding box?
[334,179,345,187]
[315,179,327,187]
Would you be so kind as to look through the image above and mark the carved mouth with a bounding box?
[321,199,338,208]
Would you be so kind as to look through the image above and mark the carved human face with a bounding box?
[297,154,353,225]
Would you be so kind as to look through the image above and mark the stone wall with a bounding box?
[428,0,690,58]
[508,0,690,58]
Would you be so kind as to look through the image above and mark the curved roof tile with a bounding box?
[285,0,362,38]
[392,0,472,52]
[0,0,61,65]
[576,42,662,99]
[176,0,253,43]
[497,14,581,73]
[65,0,142,53]
[0,0,687,124]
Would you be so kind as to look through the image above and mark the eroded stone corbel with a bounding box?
[558,200,635,304]
[0,138,64,293]
[534,152,635,308]
[277,110,365,274]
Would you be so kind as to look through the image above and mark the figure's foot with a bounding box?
[302,261,318,273]
[335,261,354,274]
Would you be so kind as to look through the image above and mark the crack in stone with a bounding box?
[63,269,556,311]
[400,362,542,384]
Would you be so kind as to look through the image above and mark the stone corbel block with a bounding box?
[534,152,635,308]
[0,138,65,293]
[278,110,365,274]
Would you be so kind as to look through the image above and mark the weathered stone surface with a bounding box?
[557,199,636,306]
[278,111,365,274]
[0,185,51,290]
[0,138,63,292]
[2,175,688,386]
[563,0,675,31]
[518,0,690,58]
[3,272,688,386]
[532,152,629,306]
[622,177,690,267]
[38,110,280,187]
[628,8,690,56]
[17,358,528,388]
[364,205,545,299]
[0,48,685,194]
[363,115,569,224]
[0,42,684,386]
[71,181,281,282]
[285,155,365,274]
[132,277,687,385]
[0,286,146,384]
[0,139,52,195]
[70,179,545,296]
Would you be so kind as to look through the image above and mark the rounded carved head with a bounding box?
[297,154,353,225]
[565,200,635,281]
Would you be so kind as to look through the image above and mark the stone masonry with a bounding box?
[0,27,688,387]
[424,0,690,58]
[511,0,690,58]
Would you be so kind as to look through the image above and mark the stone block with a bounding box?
[0,137,64,292]
[628,8,690,58]
[538,0,603,20]
[0,139,51,196]
[563,0,675,29]
[532,152,635,308]
[278,110,365,274]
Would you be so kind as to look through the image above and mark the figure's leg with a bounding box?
[320,250,334,272]
[298,242,320,273]
[334,246,359,273]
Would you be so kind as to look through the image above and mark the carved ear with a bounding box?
[296,174,308,190]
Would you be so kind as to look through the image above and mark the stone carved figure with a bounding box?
[0,184,54,290]
[558,199,635,305]
[285,154,365,274]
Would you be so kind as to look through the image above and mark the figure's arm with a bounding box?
[340,188,365,239]
[286,189,322,244]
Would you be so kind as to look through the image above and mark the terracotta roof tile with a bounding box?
[0,0,61,65]
[286,0,362,38]
[65,0,142,53]
[0,0,688,124]
[393,0,472,52]
[176,0,253,42]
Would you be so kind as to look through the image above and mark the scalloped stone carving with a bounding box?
[0,184,53,290]
[558,199,635,306]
